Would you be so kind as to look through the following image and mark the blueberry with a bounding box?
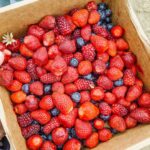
[97,20,103,26]
[100,114,110,121]
[41,134,47,140]
[47,134,52,140]
[0,141,3,147]
[98,3,107,10]
[68,135,72,139]
[71,92,81,103]
[32,120,39,125]
[76,37,85,48]
[114,79,123,86]
[105,17,111,23]
[91,100,97,105]
[110,128,118,134]
[20,37,24,43]
[22,84,30,94]
[98,10,106,20]
[102,23,107,29]
[105,9,112,17]
[70,58,79,67]
[106,62,110,68]
[69,128,77,138]
[51,108,60,117]
[107,23,113,30]
[83,74,94,81]
[57,145,63,150]
[1,136,10,150]
[44,84,51,94]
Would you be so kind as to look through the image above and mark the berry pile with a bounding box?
[0,1,150,149]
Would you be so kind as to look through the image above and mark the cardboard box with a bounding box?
[0,0,150,149]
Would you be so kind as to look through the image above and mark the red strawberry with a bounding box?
[30,81,43,96]
[0,42,6,51]
[86,1,97,11]
[31,109,51,125]
[107,67,123,81]
[94,119,104,130]
[97,52,109,62]
[75,119,92,139]
[72,9,89,27]
[109,115,126,132]
[72,29,81,39]
[39,15,56,29]
[24,35,41,51]
[62,53,73,64]
[91,35,108,53]
[112,104,128,117]
[52,82,64,94]
[80,91,90,104]
[125,116,137,129]
[27,25,45,40]
[123,69,135,86]
[126,85,142,102]
[14,71,31,83]
[40,73,61,84]
[43,31,55,47]
[110,55,124,70]
[62,67,79,84]
[85,132,99,148]
[48,44,61,59]
[41,141,56,150]
[88,10,100,25]
[97,75,113,90]
[52,127,68,145]
[82,44,96,62]
[93,59,106,74]
[129,103,138,112]
[64,83,77,94]
[112,86,127,99]
[107,40,117,57]
[99,102,111,116]
[6,39,21,52]
[135,78,143,87]
[59,39,76,54]
[19,43,33,57]
[22,124,40,139]
[63,138,81,150]
[58,108,78,128]
[39,95,54,110]
[55,35,65,45]
[74,79,95,90]
[74,52,83,62]
[17,113,33,127]
[52,93,73,114]
[104,92,116,105]
[138,93,150,108]
[43,117,60,135]
[14,104,27,115]
[130,108,150,123]
[81,25,92,41]
[27,135,43,150]
[65,15,76,32]
[8,56,27,71]
[7,80,22,92]
[33,47,48,66]
[116,38,129,51]
[11,91,26,104]
[90,87,104,101]
[111,25,124,38]
[0,63,13,72]
[98,128,112,142]
[36,66,47,78]
[118,98,131,107]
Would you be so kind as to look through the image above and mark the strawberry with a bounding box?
[130,108,150,123]
[58,108,78,128]
[97,52,109,62]
[36,66,47,78]
[129,103,138,112]
[41,141,56,150]
[55,35,65,45]
[7,80,22,92]
[64,83,77,94]
[75,119,92,139]
[125,116,137,129]
[86,1,97,11]
[19,43,33,57]
[43,117,60,135]
[39,95,54,110]
[138,93,150,108]
[72,9,89,27]
[31,109,51,125]
[94,119,104,130]
[65,15,76,32]
[22,124,40,139]
[90,87,104,101]
[33,47,48,66]
[52,93,73,114]
[61,67,79,84]
[110,55,124,70]
[91,35,108,53]
[79,102,99,121]
[107,67,123,81]
[72,29,81,39]
[0,42,6,51]
[14,104,27,115]
[99,102,111,116]
[74,52,83,62]
[59,39,76,54]
[123,69,135,86]
[74,79,95,90]
[118,98,131,107]
[8,56,27,71]
[93,59,106,74]
[112,86,127,99]
[126,85,142,102]
[43,31,55,47]
[17,113,33,127]
[52,82,64,94]
[0,51,4,65]
[11,91,26,104]
[52,127,68,145]
[24,35,41,51]
[107,40,117,56]
[0,70,13,86]
[116,38,129,51]
[104,92,116,105]
[82,44,96,62]
[62,53,73,64]
[80,91,90,104]
[97,75,113,90]
[85,132,99,148]
[81,25,92,41]
[7,39,21,52]
[78,60,92,75]
[135,78,143,87]
[30,81,43,96]
[40,73,61,84]
[112,104,128,117]
[48,44,61,59]
[111,25,124,38]
[88,10,100,24]
[50,56,67,76]
[39,15,56,29]
[63,138,81,150]
[98,128,112,142]
[27,135,43,150]
[27,25,45,40]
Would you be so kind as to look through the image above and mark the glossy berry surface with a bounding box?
[70,58,79,67]
[71,92,81,103]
